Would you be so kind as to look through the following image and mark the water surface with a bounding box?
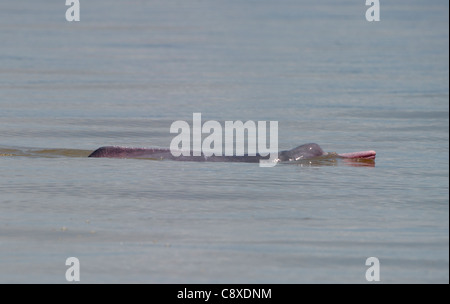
[0,0,448,283]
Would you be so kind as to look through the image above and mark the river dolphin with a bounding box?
[88,143,376,162]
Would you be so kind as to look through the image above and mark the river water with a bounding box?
[0,0,448,283]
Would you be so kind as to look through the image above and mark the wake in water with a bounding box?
[0,146,92,158]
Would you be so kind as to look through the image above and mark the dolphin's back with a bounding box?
[89,143,327,162]
[88,146,173,159]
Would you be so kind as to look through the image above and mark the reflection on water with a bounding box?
[288,154,375,167]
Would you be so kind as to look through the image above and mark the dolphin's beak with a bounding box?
[337,150,376,159]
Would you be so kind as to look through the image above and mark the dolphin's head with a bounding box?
[277,143,326,162]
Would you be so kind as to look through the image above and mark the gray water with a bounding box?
[0,0,448,283]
